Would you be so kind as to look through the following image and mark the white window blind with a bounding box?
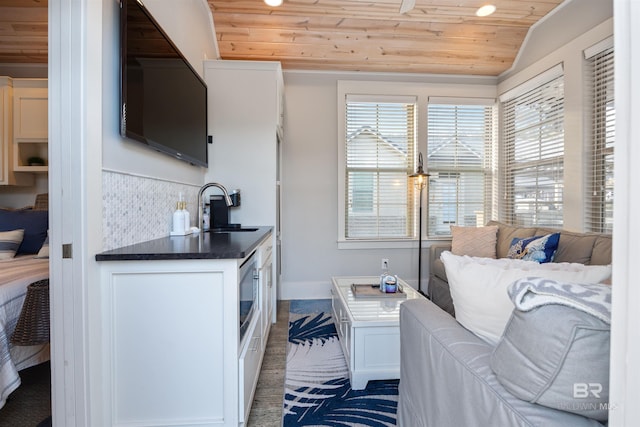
[345,95,417,239]
[426,100,496,236]
[585,45,614,234]
[501,73,565,227]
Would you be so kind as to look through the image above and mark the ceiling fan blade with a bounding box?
[399,0,415,14]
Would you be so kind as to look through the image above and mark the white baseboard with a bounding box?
[279,280,332,300]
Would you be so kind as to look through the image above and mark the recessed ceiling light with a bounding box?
[476,4,496,17]
[264,0,283,6]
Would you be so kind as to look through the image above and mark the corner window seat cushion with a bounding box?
[0,209,48,254]
[440,251,612,344]
[491,292,610,421]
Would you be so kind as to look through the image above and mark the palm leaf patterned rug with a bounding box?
[282,300,399,426]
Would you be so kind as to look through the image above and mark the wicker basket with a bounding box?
[11,279,50,346]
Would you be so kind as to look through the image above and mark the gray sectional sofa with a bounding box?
[397,221,612,427]
[428,220,612,316]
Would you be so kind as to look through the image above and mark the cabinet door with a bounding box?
[13,86,48,140]
[239,314,262,423]
[0,83,9,184]
[104,268,226,425]
[13,84,48,173]
[260,255,273,345]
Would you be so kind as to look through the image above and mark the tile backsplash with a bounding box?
[102,170,200,250]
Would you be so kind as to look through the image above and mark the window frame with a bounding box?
[341,93,418,244]
[499,65,566,228]
[584,38,614,234]
[337,80,499,249]
[426,98,497,237]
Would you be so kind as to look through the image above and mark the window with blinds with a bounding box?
[501,70,565,227]
[344,95,417,239]
[426,100,496,236]
[585,44,614,234]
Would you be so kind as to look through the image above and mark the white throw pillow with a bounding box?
[35,230,49,259]
[450,225,498,258]
[440,251,612,344]
[0,229,24,260]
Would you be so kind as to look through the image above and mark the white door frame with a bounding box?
[49,0,103,425]
[609,0,640,424]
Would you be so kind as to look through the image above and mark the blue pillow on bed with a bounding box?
[0,209,48,255]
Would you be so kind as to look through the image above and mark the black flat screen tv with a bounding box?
[120,0,208,168]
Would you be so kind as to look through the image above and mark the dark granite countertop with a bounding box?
[95,226,272,261]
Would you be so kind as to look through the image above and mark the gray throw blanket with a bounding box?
[508,277,612,324]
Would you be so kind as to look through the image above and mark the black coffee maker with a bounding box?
[210,190,241,229]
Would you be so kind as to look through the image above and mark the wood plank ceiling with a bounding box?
[0,0,48,64]
[208,0,564,75]
[0,0,564,76]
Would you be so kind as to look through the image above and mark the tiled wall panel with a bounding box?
[103,170,199,250]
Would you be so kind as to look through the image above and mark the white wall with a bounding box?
[280,16,614,301]
[0,64,47,78]
[498,18,614,232]
[504,0,612,78]
[99,0,219,247]
[101,0,215,186]
[280,71,496,299]
[0,174,47,208]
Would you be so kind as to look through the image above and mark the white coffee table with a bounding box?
[330,276,425,390]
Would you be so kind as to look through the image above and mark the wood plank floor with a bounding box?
[247,299,289,427]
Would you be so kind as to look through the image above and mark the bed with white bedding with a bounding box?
[0,255,50,409]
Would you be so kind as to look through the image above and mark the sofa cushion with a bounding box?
[399,298,605,427]
[431,258,447,281]
[450,225,498,258]
[507,232,560,263]
[491,288,610,421]
[590,236,613,265]
[440,251,612,344]
[487,221,538,258]
[537,228,597,264]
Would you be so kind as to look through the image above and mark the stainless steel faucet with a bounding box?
[197,182,233,230]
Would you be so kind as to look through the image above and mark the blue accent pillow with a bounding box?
[0,209,49,255]
[507,232,561,263]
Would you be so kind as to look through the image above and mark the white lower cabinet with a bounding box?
[239,313,262,423]
[98,253,271,427]
[258,236,274,350]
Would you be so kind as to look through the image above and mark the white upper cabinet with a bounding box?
[0,77,35,186]
[12,78,48,174]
